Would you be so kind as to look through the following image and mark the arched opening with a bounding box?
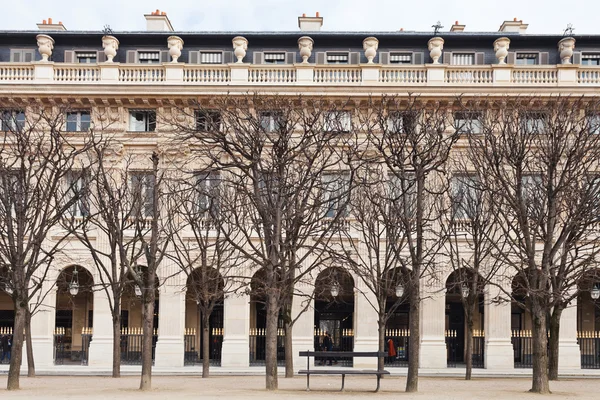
[54,265,93,365]
[577,269,600,368]
[511,270,533,368]
[0,267,13,365]
[119,267,159,365]
[314,266,354,367]
[249,267,284,366]
[383,267,411,367]
[184,267,224,366]
[445,268,485,368]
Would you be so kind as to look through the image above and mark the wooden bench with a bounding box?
[298,351,389,392]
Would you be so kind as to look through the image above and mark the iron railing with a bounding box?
[0,327,12,364]
[384,329,409,367]
[314,328,354,367]
[578,331,600,369]
[512,330,534,368]
[184,328,223,366]
[249,328,285,366]
[445,329,485,368]
[80,327,92,366]
[120,327,157,365]
[53,327,68,365]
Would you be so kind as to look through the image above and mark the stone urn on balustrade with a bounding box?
[298,36,313,63]
[493,37,511,64]
[232,36,248,63]
[558,37,576,64]
[363,36,379,64]
[36,34,54,62]
[167,36,184,62]
[102,35,119,62]
[428,37,444,64]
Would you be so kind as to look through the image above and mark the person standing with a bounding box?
[1,334,11,363]
[322,331,333,366]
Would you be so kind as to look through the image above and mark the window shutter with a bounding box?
[189,51,199,64]
[126,50,137,64]
[475,52,485,65]
[539,52,549,65]
[64,50,75,63]
[379,52,390,64]
[350,52,360,65]
[412,52,424,65]
[24,50,34,62]
[160,50,170,63]
[286,52,296,64]
[10,50,21,62]
[316,52,326,64]
[443,52,452,64]
[223,51,233,64]
[97,51,105,63]
[506,51,516,64]
[253,52,264,64]
[573,51,582,64]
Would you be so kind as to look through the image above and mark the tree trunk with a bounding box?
[530,305,550,394]
[378,319,385,372]
[465,318,473,380]
[284,317,293,378]
[202,313,210,378]
[112,313,121,378]
[265,293,279,390]
[548,307,562,381]
[139,290,155,391]
[25,308,35,377]
[406,284,420,393]
[8,302,25,390]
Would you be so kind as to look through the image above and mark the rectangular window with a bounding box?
[66,111,91,132]
[516,53,538,65]
[326,53,349,64]
[264,52,286,64]
[200,52,223,64]
[10,49,35,63]
[451,175,479,220]
[522,112,546,134]
[76,52,97,64]
[196,172,220,217]
[388,173,416,219]
[322,172,350,218]
[138,52,160,64]
[195,110,222,132]
[582,53,600,66]
[0,110,25,132]
[390,53,412,64]
[129,110,156,132]
[130,172,155,218]
[324,111,352,133]
[452,53,475,65]
[66,171,89,217]
[259,111,283,133]
[521,174,542,205]
[588,113,600,134]
[454,112,482,134]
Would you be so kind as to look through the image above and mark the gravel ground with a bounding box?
[0,375,596,399]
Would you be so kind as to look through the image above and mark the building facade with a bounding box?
[0,11,599,373]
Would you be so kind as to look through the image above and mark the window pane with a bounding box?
[66,113,78,132]
[80,113,91,131]
[130,112,145,131]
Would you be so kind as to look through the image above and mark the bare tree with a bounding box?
[168,94,355,389]
[465,96,600,393]
[0,105,93,389]
[164,167,238,377]
[363,95,459,392]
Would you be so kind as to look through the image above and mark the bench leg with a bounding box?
[340,374,345,391]
[375,375,381,392]
[306,374,310,391]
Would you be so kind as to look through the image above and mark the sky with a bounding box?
[2,0,600,34]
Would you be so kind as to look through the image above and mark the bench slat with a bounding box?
[299,351,386,358]
[299,370,389,375]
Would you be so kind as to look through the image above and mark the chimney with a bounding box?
[450,21,465,32]
[298,12,323,32]
[37,17,67,31]
[499,17,528,34]
[144,9,174,32]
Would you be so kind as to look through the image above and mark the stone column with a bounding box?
[153,281,185,367]
[558,297,581,371]
[30,282,56,368]
[221,293,250,368]
[419,281,447,368]
[88,289,114,367]
[484,283,514,370]
[291,283,314,371]
[353,284,379,369]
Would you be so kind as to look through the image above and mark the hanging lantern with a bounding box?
[395,283,404,298]
[69,268,79,296]
[461,283,469,298]
[592,284,600,300]
[330,281,340,298]
[135,285,142,297]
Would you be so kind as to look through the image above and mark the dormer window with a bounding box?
[516,53,538,65]
[200,52,223,64]
[76,52,97,64]
[264,53,286,64]
[390,53,412,64]
[138,52,160,64]
[582,53,600,66]
[326,53,349,64]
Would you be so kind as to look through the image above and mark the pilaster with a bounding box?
[558,298,581,371]
[153,281,185,367]
[420,281,447,368]
[291,283,314,371]
[30,283,56,368]
[88,289,114,367]
[484,283,514,370]
[221,293,250,368]
[353,286,378,369]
